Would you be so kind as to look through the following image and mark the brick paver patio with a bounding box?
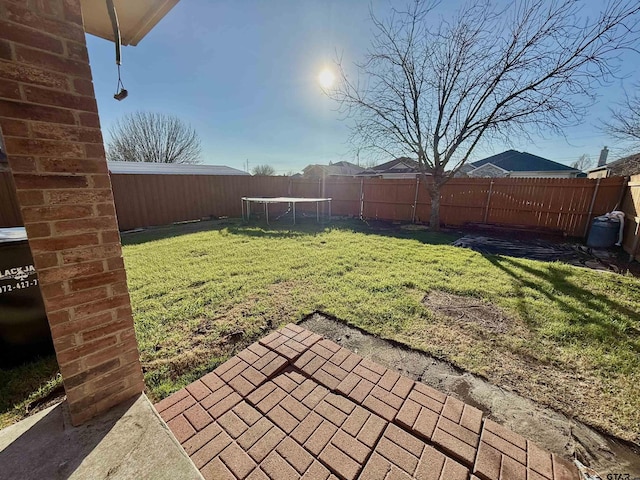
[155,324,579,480]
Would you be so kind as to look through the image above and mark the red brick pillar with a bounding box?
[0,0,144,425]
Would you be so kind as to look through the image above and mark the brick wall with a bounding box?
[0,0,144,425]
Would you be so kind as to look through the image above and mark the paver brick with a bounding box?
[552,454,580,480]
[460,404,483,434]
[312,368,342,390]
[315,398,348,427]
[377,437,419,475]
[267,404,300,433]
[201,384,234,410]
[484,419,527,450]
[353,364,382,384]
[238,417,275,450]
[184,403,213,431]
[363,394,397,421]
[243,366,268,387]
[432,427,477,468]
[273,373,298,392]
[319,443,361,480]
[183,422,223,455]
[248,425,286,463]
[291,411,324,445]
[281,395,311,421]
[247,382,277,406]
[185,380,213,402]
[501,454,526,480]
[301,461,331,480]
[201,372,226,393]
[192,430,233,469]
[246,468,270,480]
[385,424,424,457]
[218,410,249,439]
[261,450,300,480]
[238,347,261,365]
[442,396,465,423]
[409,388,444,414]
[357,414,386,448]
[527,440,553,478]
[233,401,263,427]
[214,356,242,378]
[200,457,234,480]
[229,374,256,396]
[304,419,338,455]
[255,386,288,414]
[331,430,370,463]
[301,384,329,410]
[481,429,526,464]
[220,442,257,479]
[155,388,189,413]
[437,416,479,447]
[167,414,196,443]
[342,406,370,437]
[413,408,439,440]
[310,343,334,360]
[276,437,314,474]
[159,393,196,422]
[207,391,242,419]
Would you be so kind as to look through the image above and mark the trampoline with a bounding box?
[241,197,332,225]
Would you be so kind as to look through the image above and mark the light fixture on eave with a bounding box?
[107,0,128,101]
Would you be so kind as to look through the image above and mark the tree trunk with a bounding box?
[428,184,441,231]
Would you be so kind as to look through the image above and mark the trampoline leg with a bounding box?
[265,203,269,225]
[317,202,319,223]
[247,201,250,221]
[293,202,296,225]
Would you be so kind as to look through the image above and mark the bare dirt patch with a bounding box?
[422,290,516,335]
[301,313,640,477]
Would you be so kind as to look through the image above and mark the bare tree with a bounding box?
[603,82,640,149]
[107,111,201,164]
[571,153,595,172]
[330,0,640,229]
[252,164,276,176]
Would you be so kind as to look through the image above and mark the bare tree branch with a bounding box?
[329,0,640,229]
[106,111,202,164]
[603,82,640,150]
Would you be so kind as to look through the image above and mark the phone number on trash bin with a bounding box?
[0,279,38,293]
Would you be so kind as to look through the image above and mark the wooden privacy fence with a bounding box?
[621,174,640,262]
[0,171,629,239]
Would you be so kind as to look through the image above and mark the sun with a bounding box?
[318,68,335,89]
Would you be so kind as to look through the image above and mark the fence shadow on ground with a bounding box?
[121,217,460,247]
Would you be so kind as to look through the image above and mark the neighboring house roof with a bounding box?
[303,161,364,177]
[470,150,579,173]
[357,157,420,175]
[588,153,640,177]
[107,161,250,175]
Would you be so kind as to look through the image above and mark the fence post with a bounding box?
[359,177,364,219]
[483,180,494,223]
[583,178,601,238]
[412,177,420,223]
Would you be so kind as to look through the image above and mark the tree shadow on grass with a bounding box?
[486,255,640,355]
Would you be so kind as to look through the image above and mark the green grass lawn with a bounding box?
[1,218,639,442]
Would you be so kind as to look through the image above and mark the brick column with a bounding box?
[0,0,144,425]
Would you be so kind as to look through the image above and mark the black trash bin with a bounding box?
[0,227,53,366]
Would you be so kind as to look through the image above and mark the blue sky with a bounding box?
[86,0,639,174]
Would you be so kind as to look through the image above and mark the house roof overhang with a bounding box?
[80,0,179,46]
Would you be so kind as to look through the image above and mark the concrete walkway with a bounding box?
[0,393,202,480]
[156,324,580,480]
